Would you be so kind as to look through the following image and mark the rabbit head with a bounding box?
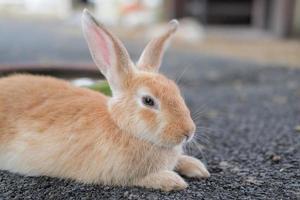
[82,9,195,148]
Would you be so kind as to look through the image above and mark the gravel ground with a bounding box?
[0,16,300,200]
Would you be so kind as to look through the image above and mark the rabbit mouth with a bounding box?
[181,131,195,144]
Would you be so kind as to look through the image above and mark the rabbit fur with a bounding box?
[0,9,209,191]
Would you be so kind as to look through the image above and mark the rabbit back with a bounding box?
[0,74,110,178]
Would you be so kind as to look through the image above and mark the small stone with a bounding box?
[103,186,110,191]
[294,125,300,132]
[210,166,223,173]
[123,191,129,197]
[231,166,240,173]
[271,154,281,163]
[219,161,230,169]
[279,168,285,172]
[245,176,263,185]
[128,194,138,200]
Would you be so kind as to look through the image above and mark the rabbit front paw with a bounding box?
[175,155,210,178]
[135,170,188,191]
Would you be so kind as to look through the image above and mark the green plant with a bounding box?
[87,81,112,96]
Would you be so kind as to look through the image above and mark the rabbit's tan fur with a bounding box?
[0,10,209,191]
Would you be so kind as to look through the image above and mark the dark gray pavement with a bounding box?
[0,16,299,200]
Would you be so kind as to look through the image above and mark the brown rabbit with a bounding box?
[0,9,209,191]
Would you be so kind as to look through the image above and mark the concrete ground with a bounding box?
[0,15,299,200]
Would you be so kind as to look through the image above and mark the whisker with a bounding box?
[195,129,214,138]
[193,114,205,122]
[184,130,212,154]
[192,115,203,122]
[186,140,205,156]
[192,139,209,164]
[191,105,208,121]
[196,126,215,133]
[192,140,205,152]
[191,104,207,116]
[175,65,190,84]
[183,142,193,155]
[193,136,211,147]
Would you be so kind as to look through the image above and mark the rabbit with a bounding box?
[0,9,209,191]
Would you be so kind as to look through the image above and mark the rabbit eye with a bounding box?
[142,96,155,107]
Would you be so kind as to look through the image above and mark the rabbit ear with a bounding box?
[82,9,133,95]
[137,20,179,72]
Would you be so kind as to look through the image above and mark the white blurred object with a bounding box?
[146,18,205,43]
[0,0,72,17]
[24,0,71,17]
[94,0,161,26]
[94,0,120,26]
[120,0,161,27]
[71,78,95,87]
[0,0,23,6]
[121,9,156,27]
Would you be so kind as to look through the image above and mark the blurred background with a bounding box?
[0,0,299,73]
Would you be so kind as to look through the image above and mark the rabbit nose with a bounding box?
[183,131,194,142]
[182,123,195,142]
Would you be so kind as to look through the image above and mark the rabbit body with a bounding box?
[0,10,210,191]
[0,75,180,185]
